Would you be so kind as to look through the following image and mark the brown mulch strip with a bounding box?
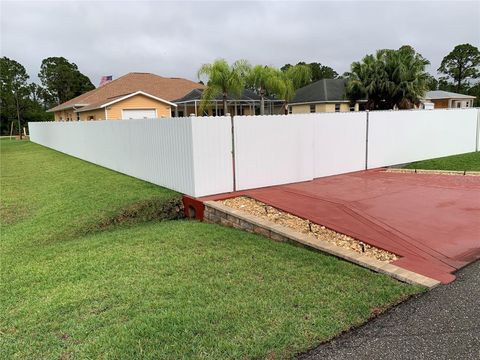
[220,196,398,263]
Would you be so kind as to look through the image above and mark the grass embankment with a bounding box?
[1,140,423,359]
[404,151,480,171]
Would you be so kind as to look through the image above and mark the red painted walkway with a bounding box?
[203,170,480,284]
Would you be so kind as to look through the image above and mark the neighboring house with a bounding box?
[173,89,284,117]
[48,72,204,121]
[423,90,475,109]
[289,79,366,114]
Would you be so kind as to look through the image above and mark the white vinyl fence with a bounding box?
[29,117,233,197]
[366,108,479,168]
[313,112,367,177]
[232,113,368,190]
[232,108,479,190]
[29,108,479,197]
[233,115,315,190]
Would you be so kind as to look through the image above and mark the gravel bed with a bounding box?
[220,196,398,263]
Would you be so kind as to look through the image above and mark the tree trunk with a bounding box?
[260,88,265,115]
[284,102,289,115]
[15,91,22,140]
[456,66,463,93]
[223,93,228,116]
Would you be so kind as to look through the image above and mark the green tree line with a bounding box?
[0,56,94,135]
[198,43,479,113]
[2,43,478,135]
[197,60,311,115]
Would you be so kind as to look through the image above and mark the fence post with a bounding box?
[476,108,480,152]
[230,114,236,191]
[365,110,370,169]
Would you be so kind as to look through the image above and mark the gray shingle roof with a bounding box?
[425,90,475,100]
[291,79,354,104]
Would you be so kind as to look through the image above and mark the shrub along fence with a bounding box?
[29,108,480,197]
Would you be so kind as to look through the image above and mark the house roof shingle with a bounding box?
[425,90,475,100]
[49,72,205,112]
[291,82,475,105]
[291,79,352,104]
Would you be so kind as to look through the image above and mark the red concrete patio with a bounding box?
[201,170,480,284]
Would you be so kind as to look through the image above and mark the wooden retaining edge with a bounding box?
[387,168,480,176]
[204,201,440,289]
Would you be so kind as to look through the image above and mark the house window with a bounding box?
[465,102,470,107]
[310,104,316,113]
[88,115,95,120]
[335,104,341,112]
[456,102,461,108]
[77,113,80,121]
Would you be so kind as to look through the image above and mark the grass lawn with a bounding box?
[1,140,423,359]
[404,151,480,171]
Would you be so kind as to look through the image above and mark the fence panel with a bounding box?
[367,109,478,168]
[233,115,315,190]
[191,116,234,196]
[477,109,480,151]
[314,112,367,177]
[29,117,233,197]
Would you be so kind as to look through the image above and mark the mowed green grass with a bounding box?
[1,140,423,359]
[0,140,183,251]
[404,151,480,171]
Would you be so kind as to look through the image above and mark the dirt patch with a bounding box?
[101,198,184,227]
[220,196,397,263]
[0,203,33,225]
[82,197,184,235]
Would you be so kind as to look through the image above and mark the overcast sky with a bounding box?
[1,0,479,86]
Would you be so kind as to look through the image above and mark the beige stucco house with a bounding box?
[289,79,366,114]
[48,72,204,121]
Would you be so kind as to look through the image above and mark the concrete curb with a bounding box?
[387,168,480,176]
[204,201,440,289]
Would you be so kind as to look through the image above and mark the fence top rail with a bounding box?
[365,107,479,113]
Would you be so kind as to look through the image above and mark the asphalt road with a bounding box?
[299,260,480,360]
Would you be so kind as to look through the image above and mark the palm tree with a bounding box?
[347,52,388,109]
[346,46,429,110]
[389,46,430,109]
[247,65,284,115]
[197,59,250,116]
[276,64,311,114]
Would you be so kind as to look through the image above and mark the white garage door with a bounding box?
[122,109,157,120]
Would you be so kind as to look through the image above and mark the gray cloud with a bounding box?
[1,0,479,86]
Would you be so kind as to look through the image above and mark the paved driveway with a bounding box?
[298,260,480,360]
[242,170,480,283]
